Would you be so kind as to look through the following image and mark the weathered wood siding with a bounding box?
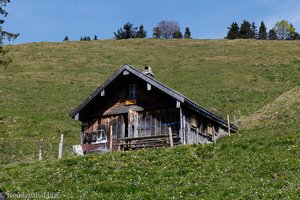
[80,72,229,148]
[181,107,229,144]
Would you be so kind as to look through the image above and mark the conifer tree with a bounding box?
[94,35,98,40]
[268,29,277,40]
[114,22,137,39]
[152,27,161,38]
[0,0,19,68]
[240,20,251,39]
[63,36,69,41]
[226,22,240,39]
[136,25,147,38]
[290,31,300,40]
[184,27,191,39]
[172,30,182,38]
[250,22,257,39]
[258,21,268,40]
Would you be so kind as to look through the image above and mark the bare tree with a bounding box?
[153,21,180,39]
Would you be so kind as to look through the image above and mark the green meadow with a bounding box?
[0,39,299,199]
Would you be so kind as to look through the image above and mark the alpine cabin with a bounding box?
[70,65,237,154]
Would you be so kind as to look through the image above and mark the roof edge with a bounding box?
[69,64,129,118]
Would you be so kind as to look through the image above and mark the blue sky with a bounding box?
[4,0,300,44]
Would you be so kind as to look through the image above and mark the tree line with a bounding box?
[226,20,299,40]
[113,21,191,39]
[63,21,191,41]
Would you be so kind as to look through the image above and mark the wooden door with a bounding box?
[128,109,139,138]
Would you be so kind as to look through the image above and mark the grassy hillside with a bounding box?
[0,39,300,199]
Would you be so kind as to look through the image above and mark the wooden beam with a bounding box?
[74,113,79,120]
[101,90,105,96]
[147,83,151,91]
[123,70,129,75]
[176,100,181,108]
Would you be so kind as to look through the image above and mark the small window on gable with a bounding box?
[129,84,137,99]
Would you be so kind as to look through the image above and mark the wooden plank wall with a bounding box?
[182,108,229,144]
[136,108,179,137]
[83,108,229,147]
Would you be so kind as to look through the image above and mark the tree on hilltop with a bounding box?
[258,21,267,40]
[152,27,161,38]
[136,25,147,38]
[250,22,257,39]
[268,29,277,40]
[226,22,240,39]
[63,36,69,41]
[184,27,191,39]
[273,20,295,40]
[0,0,19,69]
[240,20,251,39]
[153,21,180,39]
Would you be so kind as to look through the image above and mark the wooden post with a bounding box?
[39,139,43,161]
[183,115,186,144]
[58,134,64,159]
[179,107,183,144]
[213,127,216,143]
[168,126,174,147]
[227,115,231,137]
[110,125,113,151]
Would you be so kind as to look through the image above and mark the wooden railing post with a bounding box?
[168,126,174,147]
[213,127,216,143]
[110,125,113,151]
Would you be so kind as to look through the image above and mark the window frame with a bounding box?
[129,83,137,99]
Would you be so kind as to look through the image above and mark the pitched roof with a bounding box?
[70,64,238,132]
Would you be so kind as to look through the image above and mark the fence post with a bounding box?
[39,139,43,161]
[213,127,216,143]
[168,126,174,147]
[110,125,113,151]
[58,134,64,159]
[227,115,231,137]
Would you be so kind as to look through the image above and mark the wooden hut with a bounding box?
[70,65,237,153]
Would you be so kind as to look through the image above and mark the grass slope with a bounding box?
[0,39,300,199]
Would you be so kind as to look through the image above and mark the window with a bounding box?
[129,84,137,99]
